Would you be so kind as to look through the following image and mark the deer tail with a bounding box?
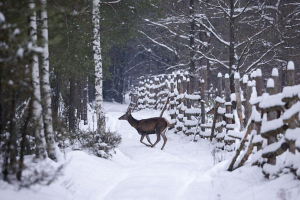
[163,118,170,128]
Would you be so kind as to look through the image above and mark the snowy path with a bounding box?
[102,102,214,200]
[2,102,300,200]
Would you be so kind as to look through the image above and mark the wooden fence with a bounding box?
[129,62,300,179]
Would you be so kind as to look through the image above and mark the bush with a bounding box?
[69,129,122,159]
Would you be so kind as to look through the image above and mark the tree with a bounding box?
[29,0,47,160]
[40,0,57,161]
[93,0,105,132]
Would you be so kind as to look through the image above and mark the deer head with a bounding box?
[118,104,132,120]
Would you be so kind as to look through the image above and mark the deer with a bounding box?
[118,104,170,150]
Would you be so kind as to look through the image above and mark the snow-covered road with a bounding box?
[1,102,300,200]
[102,102,214,200]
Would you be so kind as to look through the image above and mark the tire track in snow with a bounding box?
[100,103,214,200]
[94,168,132,200]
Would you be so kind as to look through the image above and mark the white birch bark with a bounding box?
[40,0,57,161]
[93,0,105,132]
[29,0,47,159]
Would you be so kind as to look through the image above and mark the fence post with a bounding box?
[255,68,263,96]
[200,79,205,132]
[286,61,296,153]
[217,73,223,134]
[243,75,250,127]
[266,78,277,165]
[272,68,279,93]
[234,72,244,131]
[224,74,232,125]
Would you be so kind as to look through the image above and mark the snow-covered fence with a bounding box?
[133,61,299,179]
[174,72,185,134]
[225,62,300,179]
[134,71,202,136]
[129,86,138,109]
[198,73,236,151]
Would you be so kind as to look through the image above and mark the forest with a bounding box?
[0,0,300,199]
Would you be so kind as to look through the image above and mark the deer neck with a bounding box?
[127,114,139,129]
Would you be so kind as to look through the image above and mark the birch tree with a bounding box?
[40,0,57,161]
[29,0,47,159]
[93,0,105,132]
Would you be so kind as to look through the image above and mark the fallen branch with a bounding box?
[227,121,254,171]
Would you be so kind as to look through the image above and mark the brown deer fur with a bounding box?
[118,109,170,150]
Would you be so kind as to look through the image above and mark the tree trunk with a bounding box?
[69,77,76,131]
[189,0,195,73]
[17,98,33,181]
[0,66,2,144]
[229,0,235,93]
[83,76,88,125]
[93,0,105,132]
[51,70,60,122]
[40,0,56,161]
[7,91,17,177]
[29,0,47,159]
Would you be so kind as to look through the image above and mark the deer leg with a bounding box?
[151,132,161,148]
[140,135,151,147]
[160,128,168,150]
[146,135,153,146]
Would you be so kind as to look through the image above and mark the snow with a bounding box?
[287,61,295,70]
[230,93,236,102]
[215,96,225,103]
[1,102,300,200]
[184,120,198,126]
[185,108,201,114]
[272,68,279,77]
[228,130,244,139]
[256,68,262,77]
[185,94,200,100]
[262,138,285,155]
[247,81,252,87]
[0,12,5,22]
[217,107,226,115]
[13,28,20,35]
[282,85,300,99]
[253,134,263,144]
[225,113,234,118]
[283,101,300,121]
[259,93,284,109]
[251,71,256,78]
[226,124,236,129]
[263,163,281,176]
[261,117,284,135]
[267,78,274,88]
[234,72,240,79]
[243,74,248,83]
[285,128,300,141]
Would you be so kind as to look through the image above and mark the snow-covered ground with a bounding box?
[1,101,300,200]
